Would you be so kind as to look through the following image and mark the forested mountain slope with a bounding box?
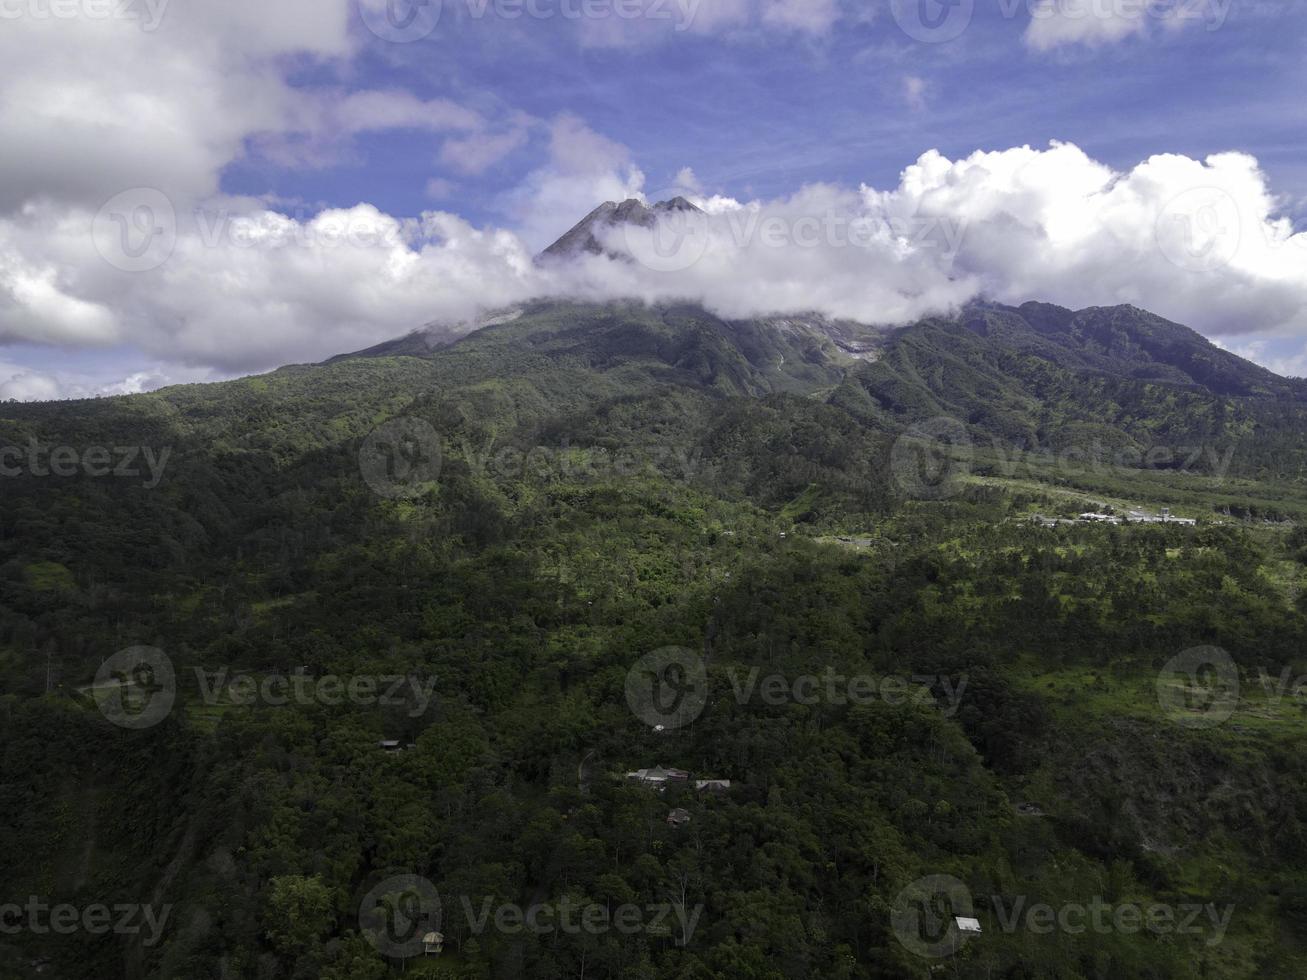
[2,298,1306,979]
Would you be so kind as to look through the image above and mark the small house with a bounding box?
[627,765,690,789]
[378,740,401,752]
[422,931,444,955]
[695,779,731,793]
[955,917,981,934]
[666,808,692,828]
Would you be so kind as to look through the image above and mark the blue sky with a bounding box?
[225,0,1307,230]
[2,0,1306,398]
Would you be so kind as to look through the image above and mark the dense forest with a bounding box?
[2,300,1306,978]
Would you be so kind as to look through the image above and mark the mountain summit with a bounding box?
[538,196,704,261]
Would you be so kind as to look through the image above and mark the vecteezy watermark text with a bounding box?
[624,646,968,730]
[888,0,1234,45]
[357,0,703,43]
[1,441,171,488]
[459,896,700,944]
[892,874,1235,959]
[358,416,704,498]
[92,647,438,729]
[193,668,437,717]
[458,436,702,483]
[615,207,968,274]
[0,0,169,31]
[358,874,701,960]
[727,667,968,717]
[889,415,1239,502]
[0,898,173,947]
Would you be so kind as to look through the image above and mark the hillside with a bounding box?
[1,297,1306,978]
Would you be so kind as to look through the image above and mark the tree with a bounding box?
[265,874,334,959]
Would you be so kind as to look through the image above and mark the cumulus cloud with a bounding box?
[0,366,64,403]
[497,115,647,253]
[880,143,1307,338]
[547,140,1307,343]
[0,356,215,402]
[0,0,352,213]
[5,135,1307,398]
[2,0,1305,401]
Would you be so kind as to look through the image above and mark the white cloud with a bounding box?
[334,90,485,134]
[440,123,533,175]
[879,143,1307,339]
[902,74,927,111]
[425,178,458,201]
[761,0,842,34]
[547,114,633,176]
[0,366,64,402]
[1025,0,1146,50]
[576,0,847,46]
[540,141,1307,345]
[497,116,647,252]
[5,138,1307,396]
[1023,0,1230,51]
[0,0,352,213]
[672,168,704,194]
[0,356,215,402]
[2,0,1305,400]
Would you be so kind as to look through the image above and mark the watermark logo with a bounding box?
[890,0,1234,46]
[93,646,176,730]
[890,0,975,43]
[92,188,176,273]
[358,0,702,40]
[1156,645,1239,728]
[1254,667,1307,707]
[625,646,707,730]
[358,0,442,42]
[617,205,968,274]
[892,877,1235,958]
[359,417,442,499]
[890,416,973,500]
[359,875,442,959]
[618,206,712,274]
[357,877,701,949]
[626,649,967,724]
[892,875,975,959]
[1156,186,1242,274]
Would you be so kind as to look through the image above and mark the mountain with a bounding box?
[325,308,526,363]
[324,289,1307,480]
[830,300,1307,469]
[537,195,704,261]
[983,301,1302,398]
[5,210,1307,979]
